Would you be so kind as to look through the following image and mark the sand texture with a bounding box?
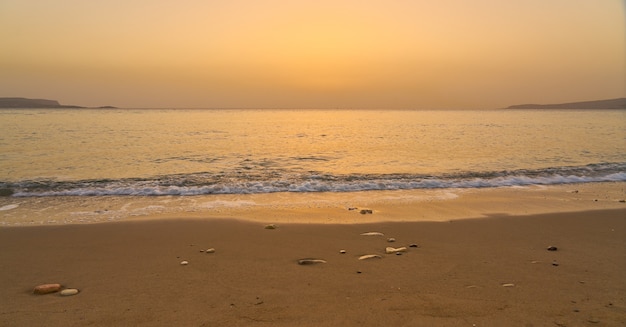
[1,207,625,326]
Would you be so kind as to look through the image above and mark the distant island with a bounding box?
[0,97,116,109]
[506,98,626,109]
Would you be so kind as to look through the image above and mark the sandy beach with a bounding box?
[1,184,625,326]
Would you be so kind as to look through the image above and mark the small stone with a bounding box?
[385,246,407,254]
[360,232,384,236]
[348,207,358,211]
[359,209,373,214]
[409,243,419,248]
[199,250,205,252]
[180,260,189,265]
[358,254,381,260]
[33,283,62,295]
[547,246,558,251]
[297,258,327,265]
[206,248,216,253]
[387,238,396,243]
[502,283,515,287]
[552,260,559,266]
[339,250,346,254]
[619,199,625,203]
[60,288,80,296]
[264,224,278,229]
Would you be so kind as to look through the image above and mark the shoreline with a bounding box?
[1,182,625,226]
[0,208,624,326]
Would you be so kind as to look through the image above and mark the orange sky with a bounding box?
[1,0,624,109]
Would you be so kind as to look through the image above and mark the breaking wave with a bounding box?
[2,162,625,197]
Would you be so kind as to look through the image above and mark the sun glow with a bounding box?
[0,0,623,108]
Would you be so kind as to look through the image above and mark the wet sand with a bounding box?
[1,205,625,326]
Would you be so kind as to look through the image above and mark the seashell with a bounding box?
[297,258,327,265]
[502,283,515,287]
[360,232,384,236]
[385,247,407,254]
[358,254,382,260]
[264,224,278,229]
[180,261,189,265]
[206,248,215,253]
[60,288,80,296]
[33,283,62,295]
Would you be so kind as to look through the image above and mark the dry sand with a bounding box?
[0,183,625,326]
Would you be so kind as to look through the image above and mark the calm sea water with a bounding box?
[0,108,625,197]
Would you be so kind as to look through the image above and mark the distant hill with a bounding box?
[506,98,626,109]
[0,97,85,108]
[0,97,117,109]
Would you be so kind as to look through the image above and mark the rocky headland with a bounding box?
[0,97,116,109]
[506,97,626,109]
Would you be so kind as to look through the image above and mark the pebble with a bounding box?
[409,243,419,248]
[385,246,407,254]
[206,248,216,253]
[180,261,189,265]
[359,209,373,214]
[339,250,346,254]
[264,224,278,229]
[387,238,396,242]
[33,283,62,295]
[60,288,80,296]
[502,283,515,287]
[547,246,558,251]
[360,232,384,236]
[552,260,559,266]
[358,254,382,260]
[297,258,327,265]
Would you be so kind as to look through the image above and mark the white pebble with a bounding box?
[358,254,382,260]
[502,283,515,287]
[60,288,80,296]
[180,261,189,265]
[360,232,384,236]
[206,248,215,253]
[385,246,407,254]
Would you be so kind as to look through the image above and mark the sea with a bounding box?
[0,108,624,224]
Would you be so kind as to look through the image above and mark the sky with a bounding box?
[1,0,624,109]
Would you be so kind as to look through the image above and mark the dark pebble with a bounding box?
[547,246,558,251]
